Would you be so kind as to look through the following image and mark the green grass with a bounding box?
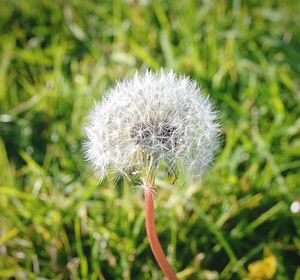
[0,0,300,279]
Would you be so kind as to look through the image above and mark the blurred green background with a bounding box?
[0,0,300,279]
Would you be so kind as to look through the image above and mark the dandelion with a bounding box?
[83,70,220,279]
[84,70,219,178]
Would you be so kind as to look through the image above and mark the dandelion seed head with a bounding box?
[83,70,220,179]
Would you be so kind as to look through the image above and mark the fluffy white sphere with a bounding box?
[84,70,220,178]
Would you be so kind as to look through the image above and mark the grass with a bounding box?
[0,0,300,279]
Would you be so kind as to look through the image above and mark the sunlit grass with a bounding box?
[0,0,300,279]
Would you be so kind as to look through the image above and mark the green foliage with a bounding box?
[0,0,300,279]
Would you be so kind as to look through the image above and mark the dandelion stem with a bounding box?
[143,178,178,280]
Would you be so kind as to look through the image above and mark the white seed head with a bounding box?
[83,70,220,179]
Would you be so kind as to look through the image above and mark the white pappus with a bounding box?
[83,70,220,179]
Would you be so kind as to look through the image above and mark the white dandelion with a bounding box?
[83,70,220,179]
[83,70,221,280]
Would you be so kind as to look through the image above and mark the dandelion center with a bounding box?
[130,120,179,154]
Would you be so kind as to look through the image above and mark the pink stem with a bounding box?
[144,180,178,280]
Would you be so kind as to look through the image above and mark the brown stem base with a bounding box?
[144,179,178,280]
